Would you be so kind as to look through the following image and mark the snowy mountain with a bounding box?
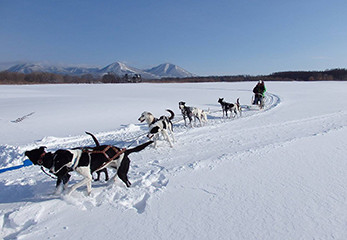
[7,63,62,74]
[5,62,194,79]
[98,62,158,79]
[145,63,195,78]
[7,63,99,76]
[63,66,99,75]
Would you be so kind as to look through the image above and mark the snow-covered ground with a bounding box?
[0,81,347,239]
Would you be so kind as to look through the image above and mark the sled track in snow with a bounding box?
[10,91,281,153]
[263,92,281,111]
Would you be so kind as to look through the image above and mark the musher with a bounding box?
[252,80,266,106]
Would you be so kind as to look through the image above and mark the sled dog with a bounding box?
[138,109,175,147]
[50,139,153,195]
[218,98,241,118]
[178,101,207,127]
[24,132,107,193]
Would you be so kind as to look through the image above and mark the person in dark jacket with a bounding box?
[253,80,266,105]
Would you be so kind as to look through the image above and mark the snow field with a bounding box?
[0,82,347,239]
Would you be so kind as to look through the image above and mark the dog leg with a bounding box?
[55,174,70,194]
[55,178,62,189]
[104,169,109,181]
[188,116,193,127]
[93,171,100,181]
[117,157,131,187]
[189,115,193,128]
[153,134,159,148]
[62,174,71,192]
[93,168,109,181]
[67,167,93,195]
[67,178,90,195]
[54,179,63,195]
[183,116,187,126]
[168,127,175,143]
[197,116,203,126]
[202,113,207,123]
[162,130,173,147]
[86,180,92,195]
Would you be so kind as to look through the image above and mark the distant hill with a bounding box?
[145,63,195,78]
[98,62,158,79]
[6,62,195,79]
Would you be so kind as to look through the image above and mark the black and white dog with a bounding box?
[138,109,175,148]
[178,101,207,127]
[218,98,241,118]
[25,146,71,194]
[49,139,153,195]
[24,132,107,193]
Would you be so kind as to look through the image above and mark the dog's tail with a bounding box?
[236,98,242,115]
[236,98,241,109]
[236,98,240,107]
[125,140,153,155]
[166,109,175,120]
[202,110,208,122]
[85,131,100,147]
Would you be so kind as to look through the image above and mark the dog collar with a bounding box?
[151,118,158,124]
[37,152,46,165]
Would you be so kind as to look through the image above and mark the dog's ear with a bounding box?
[39,146,47,152]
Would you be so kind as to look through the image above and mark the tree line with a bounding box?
[1,68,347,85]
[0,72,140,84]
[156,68,347,83]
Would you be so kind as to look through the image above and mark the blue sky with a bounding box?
[1,0,347,76]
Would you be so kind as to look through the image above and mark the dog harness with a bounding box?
[84,146,127,172]
[35,152,58,179]
[70,150,82,170]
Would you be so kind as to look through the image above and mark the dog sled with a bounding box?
[241,94,265,111]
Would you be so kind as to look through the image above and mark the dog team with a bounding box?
[25,97,242,196]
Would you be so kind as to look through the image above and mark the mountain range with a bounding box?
[6,62,195,79]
